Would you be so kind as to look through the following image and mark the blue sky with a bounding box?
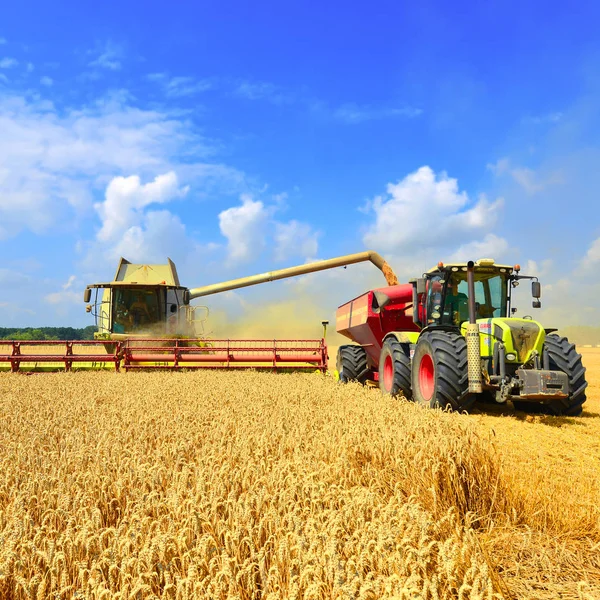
[1,0,600,332]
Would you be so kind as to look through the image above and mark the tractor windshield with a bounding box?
[112,287,161,334]
[426,269,508,327]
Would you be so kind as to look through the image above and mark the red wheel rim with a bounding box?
[419,353,435,401]
[383,354,394,392]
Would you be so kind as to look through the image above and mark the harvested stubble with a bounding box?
[0,350,598,600]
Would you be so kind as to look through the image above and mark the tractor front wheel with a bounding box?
[411,330,476,412]
[378,338,412,398]
[336,345,370,384]
[513,334,587,416]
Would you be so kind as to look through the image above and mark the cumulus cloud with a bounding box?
[0,91,231,239]
[218,195,271,264]
[363,166,504,254]
[109,210,189,263]
[40,76,53,86]
[95,171,188,243]
[274,220,319,261]
[445,234,509,263]
[217,194,320,266]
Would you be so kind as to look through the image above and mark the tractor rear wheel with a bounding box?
[411,330,476,412]
[513,334,587,416]
[336,345,370,383]
[378,338,412,398]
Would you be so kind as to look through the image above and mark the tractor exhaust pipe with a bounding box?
[466,260,482,393]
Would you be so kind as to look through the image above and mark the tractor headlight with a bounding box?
[506,352,517,361]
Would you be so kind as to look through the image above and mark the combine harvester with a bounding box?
[335,258,587,415]
[0,251,397,373]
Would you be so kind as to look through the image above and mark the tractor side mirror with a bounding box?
[532,299,541,309]
[183,289,190,305]
[532,281,541,298]
[416,278,427,295]
[83,288,92,303]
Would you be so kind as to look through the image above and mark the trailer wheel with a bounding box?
[336,345,370,383]
[378,338,412,399]
[513,334,587,416]
[411,330,476,412]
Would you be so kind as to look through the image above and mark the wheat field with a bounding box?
[0,351,599,599]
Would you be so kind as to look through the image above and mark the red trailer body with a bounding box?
[336,283,419,367]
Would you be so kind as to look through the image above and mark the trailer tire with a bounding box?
[336,345,370,384]
[378,338,412,399]
[411,330,476,412]
[513,334,587,416]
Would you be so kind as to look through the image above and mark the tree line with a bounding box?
[0,326,97,341]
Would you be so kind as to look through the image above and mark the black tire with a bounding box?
[411,330,476,412]
[336,345,370,383]
[513,334,587,416]
[378,338,412,399]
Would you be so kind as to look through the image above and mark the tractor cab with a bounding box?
[412,258,540,329]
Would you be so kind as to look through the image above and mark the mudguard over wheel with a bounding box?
[411,330,476,412]
[336,345,370,383]
[378,337,412,398]
[513,334,587,416]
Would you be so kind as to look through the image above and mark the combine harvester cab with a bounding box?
[336,258,588,416]
[1,251,397,373]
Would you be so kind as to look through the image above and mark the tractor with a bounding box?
[336,258,587,416]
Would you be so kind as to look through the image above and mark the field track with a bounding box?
[0,349,598,599]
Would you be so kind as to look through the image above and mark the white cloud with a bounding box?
[0,91,227,239]
[274,220,319,261]
[522,112,563,125]
[0,38,7,45]
[579,237,600,272]
[510,167,564,194]
[446,234,509,263]
[110,210,189,263]
[0,57,18,69]
[95,171,188,243]
[45,276,81,305]
[334,103,423,123]
[487,157,564,195]
[486,157,510,176]
[89,41,122,70]
[218,194,271,264]
[148,73,213,97]
[235,81,289,104]
[363,166,504,254]
[523,259,553,278]
[63,274,77,290]
[40,76,53,86]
